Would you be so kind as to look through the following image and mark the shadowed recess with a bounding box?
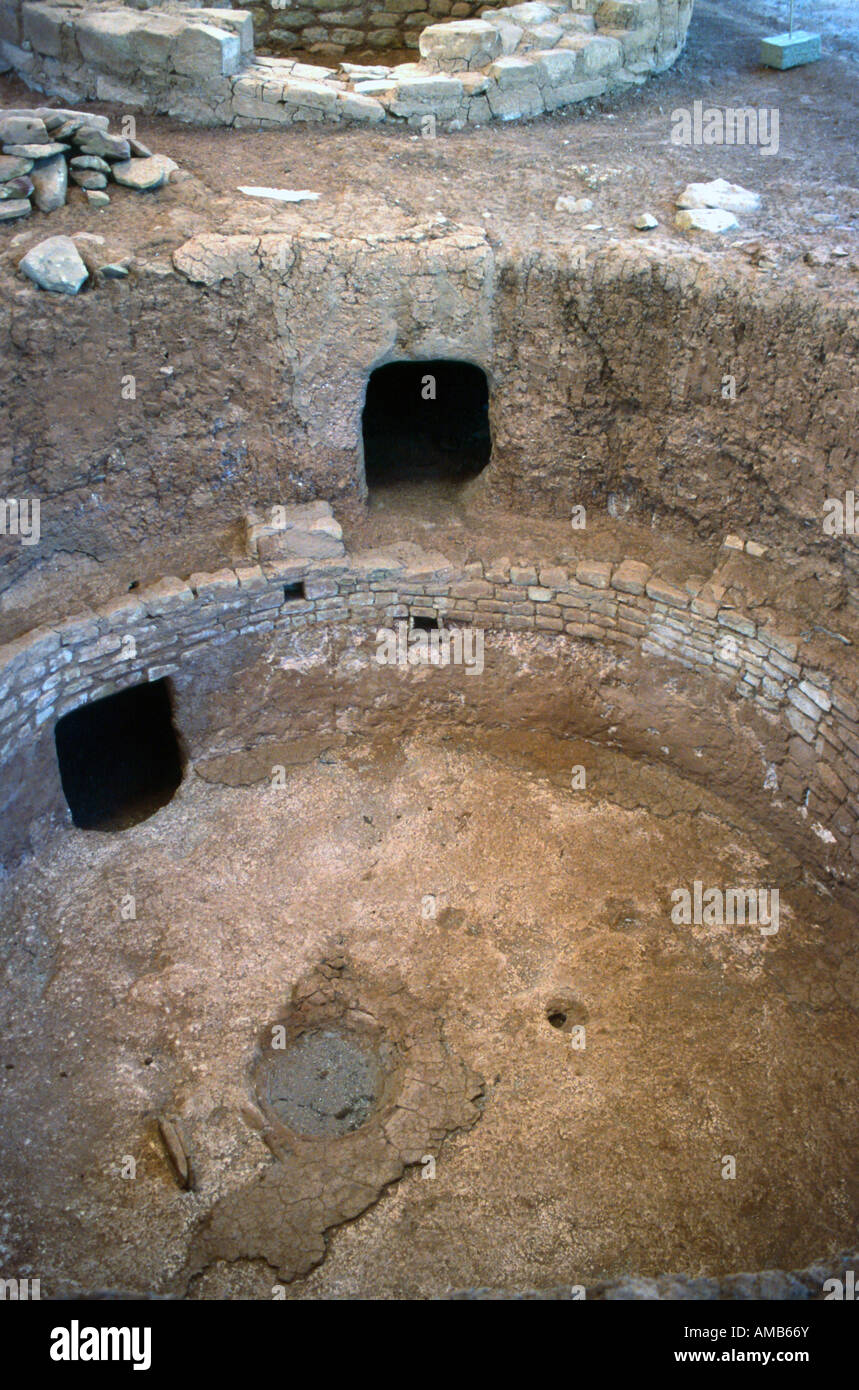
[54,678,184,831]
[362,359,491,490]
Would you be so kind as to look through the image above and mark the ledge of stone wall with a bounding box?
[1,521,856,880]
[0,0,694,126]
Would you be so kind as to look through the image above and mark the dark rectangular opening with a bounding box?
[362,359,491,493]
[54,678,184,831]
[284,582,306,601]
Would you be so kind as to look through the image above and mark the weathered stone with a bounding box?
[73,127,131,160]
[0,113,49,144]
[577,560,612,589]
[2,141,68,158]
[503,2,555,24]
[555,194,592,213]
[75,10,145,73]
[0,154,33,180]
[70,154,111,173]
[195,7,255,52]
[129,12,186,70]
[54,117,98,141]
[19,235,88,294]
[596,0,658,25]
[558,32,623,73]
[111,154,176,190]
[85,189,110,208]
[336,91,386,121]
[492,19,524,54]
[30,150,67,211]
[21,3,68,59]
[534,48,580,85]
[392,72,465,102]
[71,169,108,190]
[611,559,651,594]
[419,19,502,70]
[0,197,31,221]
[280,78,341,111]
[0,175,32,199]
[675,207,739,234]
[526,21,565,47]
[489,55,542,89]
[676,178,760,215]
[172,22,242,79]
[541,76,607,109]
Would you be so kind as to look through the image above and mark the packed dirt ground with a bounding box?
[1,0,857,277]
[1,723,857,1298]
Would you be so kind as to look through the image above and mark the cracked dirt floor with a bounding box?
[1,723,857,1298]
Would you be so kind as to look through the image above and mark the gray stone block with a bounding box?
[172,22,242,80]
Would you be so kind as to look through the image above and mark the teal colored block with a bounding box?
[760,30,822,69]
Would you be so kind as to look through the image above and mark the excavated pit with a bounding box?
[1,611,858,1299]
[0,5,857,1296]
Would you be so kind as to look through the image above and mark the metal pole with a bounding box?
[790,0,795,35]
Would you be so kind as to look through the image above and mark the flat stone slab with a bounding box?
[676,178,760,214]
[0,114,49,145]
[111,154,176,190]
[0,154,34,181]
[2,141,69,158]
[0,176,33,199]
[19,235,89,294]
[71,169,108,190]
[73,127,131,160]
[237,185,320,202]
[0,197,31,221]
[70,154,111,173]
[675,207,740,234]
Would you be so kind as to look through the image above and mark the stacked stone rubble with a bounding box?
[0,103,177,220]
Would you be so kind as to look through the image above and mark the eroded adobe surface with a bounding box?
[1,221,856,600]
[183,956,484,1287]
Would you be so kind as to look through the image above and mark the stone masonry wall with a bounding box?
[0,0,695,126]
[1,532,857,888]
[251,0,492,60]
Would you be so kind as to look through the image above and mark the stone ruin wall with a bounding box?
[245,0,638,60]
[2,227,856,590]
[251,0,491,59]
[1,529,858,893]
[0,0,695,126]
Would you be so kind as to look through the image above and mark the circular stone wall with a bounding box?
[2,0,695,126]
